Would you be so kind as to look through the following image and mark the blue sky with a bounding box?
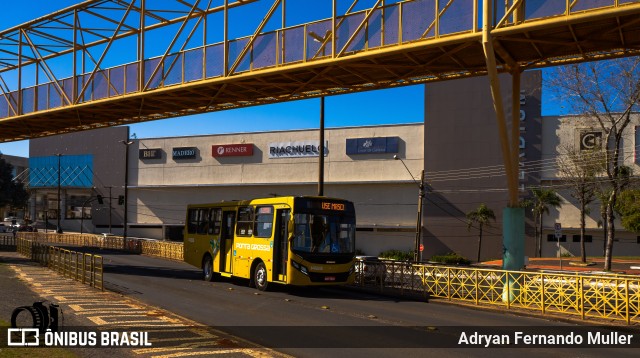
[0,1,561,158]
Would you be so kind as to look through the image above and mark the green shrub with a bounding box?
[429,252,471,265]
[379,249,413,261]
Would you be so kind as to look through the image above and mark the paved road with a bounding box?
[87,249,640,358]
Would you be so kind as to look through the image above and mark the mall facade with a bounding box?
[22,71,640,260]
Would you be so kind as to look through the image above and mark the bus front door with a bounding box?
[220,211,235,273]
[273,209,290,281]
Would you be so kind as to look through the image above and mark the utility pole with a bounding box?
[56,154,63,234]
[395,155,425,262]
[121,140,133,239]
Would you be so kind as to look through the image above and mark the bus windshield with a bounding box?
[292,213,355,254]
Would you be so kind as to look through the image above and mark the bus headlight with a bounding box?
[291,260,309,276]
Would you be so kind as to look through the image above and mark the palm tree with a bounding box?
[466,203,496,263]
[530,189,562,258]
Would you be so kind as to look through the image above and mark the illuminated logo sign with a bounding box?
[346,137,399,154]
[139,149,162,160]
[579,131,603,151]
[212,144,254,157]
[268,141,327,158]
[172,147,197,160]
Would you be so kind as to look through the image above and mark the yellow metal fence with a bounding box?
[16,237,103,290]
[17,232,184,261]
[356,260,640,325]
[0,233,16,247]
[15,233,639,324]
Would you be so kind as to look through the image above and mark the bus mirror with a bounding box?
[288,220,294,237]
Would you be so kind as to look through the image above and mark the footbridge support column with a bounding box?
[482,0,525,273]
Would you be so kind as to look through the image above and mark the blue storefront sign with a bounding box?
[346,136,399,155]
[172,147,197,160]
[29,155,94,188]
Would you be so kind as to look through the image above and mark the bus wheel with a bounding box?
[203,255,214,282]
[254,262,268,291]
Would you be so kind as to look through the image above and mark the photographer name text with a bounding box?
[458,331,634,347]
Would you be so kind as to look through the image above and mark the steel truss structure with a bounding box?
[0,0,639,145]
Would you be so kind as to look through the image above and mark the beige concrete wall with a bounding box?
[132,124,423,186]
[128,124,424,255]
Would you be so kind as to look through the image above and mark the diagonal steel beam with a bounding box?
[76,0,136,103]
[228,0,282,76]
[337,0,382,57]
[20,30,72,106]
[143,0,204,91]
[0,74,18,116]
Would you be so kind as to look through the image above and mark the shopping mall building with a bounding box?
[21,71,640,260]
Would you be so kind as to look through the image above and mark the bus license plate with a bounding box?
[325,276,335,281]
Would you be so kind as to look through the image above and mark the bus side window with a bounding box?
[254,206,274,238]
[210,208,222,235]
[197,209,209,234]
[187,209,199,234]
[236,206,254,236]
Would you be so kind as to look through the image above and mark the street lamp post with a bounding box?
[318,96,325,196]
[120,140,133,239]
[394,155,425,262]
[56,154,63,234]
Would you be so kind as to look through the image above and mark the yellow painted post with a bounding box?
[447,268,451,300]
[506,273,511,309]
[422,265,427,299]
[579,276,584,320]
[398,1,403,44]
[475,270,479,305]
[625,279,629,324]
[91,255,95,288]
[541,274,545,314]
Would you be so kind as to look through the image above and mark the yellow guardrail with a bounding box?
[17,232,184,261]
[16,237,103,290]
[355,260,640,325]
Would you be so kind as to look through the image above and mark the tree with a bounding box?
[556,145,605,263]
[548,58,640,270]
[616,189,640,233]
[0,156,29,212]
[595,188,612,256]
[466,203,496,263]
[529,189,562,258]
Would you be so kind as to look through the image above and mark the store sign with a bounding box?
[346,136,399,155]
[579,131,603,151]
[268,141,327,158]
[172,147,197,160]
[212,144,254,157]
[139,148,162,160]
[519,91,527,192]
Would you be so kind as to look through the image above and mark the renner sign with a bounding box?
[212,144,254,157]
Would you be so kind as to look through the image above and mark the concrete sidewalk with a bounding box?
[0,249,285,357]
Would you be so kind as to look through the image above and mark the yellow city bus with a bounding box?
[183,196,356,290]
